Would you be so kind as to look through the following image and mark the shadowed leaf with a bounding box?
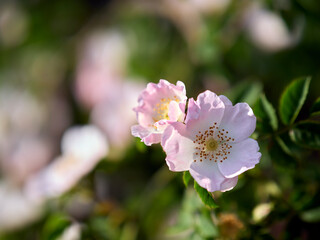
[279,77,311,125]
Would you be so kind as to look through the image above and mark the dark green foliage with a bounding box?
[41,213,71,240]
[255,94,278,133]
[290,122,320,150]
[279,77,311,125]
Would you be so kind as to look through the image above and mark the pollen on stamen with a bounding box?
[193,124,233,164]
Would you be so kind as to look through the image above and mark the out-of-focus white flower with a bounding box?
[91,80,145,150]
[189,0,231,14]
[25,125,108,200]
[57,223,81,240]
[0,182,44,232]
[159,0,204,45]
[75,30,128,109]
[1,136,53,186]
[252,202,274,223]
[75,29,147,152]
[0,86,54,185]
[0,86,70,185]
[244,5,301,52]
[61,125,108,161]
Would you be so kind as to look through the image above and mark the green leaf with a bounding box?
[309,111,320,121]
[301,207,320,222]
[311,97,320,113]
[183,171,193,187]
[195,214,218,238]
[41,213,71,240]
[135,139,147,152]
[279,76,311,125]
[254,94,278,132]
[269,137,296,168]
[289,122,320,150]
[194,182,218,209]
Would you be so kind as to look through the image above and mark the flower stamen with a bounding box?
[193,122,232,163]
[152,96,179,122]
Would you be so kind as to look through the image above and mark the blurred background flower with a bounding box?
[0,0,320,239]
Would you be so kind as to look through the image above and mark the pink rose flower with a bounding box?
[131,79,187,145]
[161,90,261,192]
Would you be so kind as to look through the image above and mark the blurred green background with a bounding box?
[1,0,320,239]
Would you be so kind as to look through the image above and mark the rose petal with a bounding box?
[220,176,238,192]
[143,132,162,146]
[161,123,194,171]
[185,98,200,123]
[131,125,162,145]
[131,125,149,139]
[186,91,225,135]
[168,101,185,122]
[189,161,228,192]
[218,138,261,178]
[133,80,187,129]
[218,102,256,142]
[219,95,233,106]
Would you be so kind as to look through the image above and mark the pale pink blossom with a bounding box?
[75,30,128,109]
[244,4,302,52]
[0,86,69,185]
[91,80,145,151]
[0,182,44,232]
[25,125,108,200]
[131,79,187,146]
[189,0,231,14]
[161,90,261,192]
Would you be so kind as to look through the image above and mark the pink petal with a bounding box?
[168,101,185,122]
[219,95,233,106]
[131,125,162,146]
[218,138,261,178]
[185,98,200,123]
[161,123,194,172]
[143,132,162,146]
[186,91,225,135]
[189,161,229,192]
[220,176,238,192]
[134,80,187,128]
[131,125,149,139]
[218,102,256,142]
[134,105,154,128]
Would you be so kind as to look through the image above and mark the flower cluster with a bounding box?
[132,79,261,192]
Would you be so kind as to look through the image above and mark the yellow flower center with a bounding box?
[152,96,179,122]
[205,138,218,151]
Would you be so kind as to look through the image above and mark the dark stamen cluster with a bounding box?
[193,122,234,163]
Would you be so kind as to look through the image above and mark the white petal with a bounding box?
[161,123,194,171]
[220,176,238,192]
[219,95,233,106]
[218,138,261,178]
[61,125,108,160]
[218,102,256,142]
[189,161,228,192]
[186,91,225,135]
